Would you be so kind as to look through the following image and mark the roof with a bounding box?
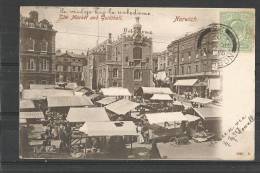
[184,114,201,122]
[56,51,87,59]
[79,121,138,136]
[30,84,56,89]
[96,97,118,105]
[20,100,35,109]
[191,97,213,104]
[100,87,131,96]
[150,94,172,101]
[145,112,187,125]
[66,107,110,122]
[20,111,44,119]
[22,89,74,100]
[105,99,140,115]
[66,83,78,90]
[136,87,173,95]
[47,96,93,107]
[173,101,183,106]
[174,79,198,86]
[193,105,223,120]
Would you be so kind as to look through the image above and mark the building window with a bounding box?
[188,51,191,61]
[27,38,35,51]
[27,58,36,70]
[72,66,76,72]
[146,57,149,63]
[195,65,199,73]
[57,65,63,72]
[181,54,184,62]
[168,69,172,75]
[112,68,118,78]
[64,66,67,72]
[41,59,49,71]
[78,66,81,72]
[133,47,142,59]
[174,67,177,75]
[187,66,191,74]
[196,53,199,59]
[174,57,177,63]
[134,60,141,66]
[41,39,48,52]
[181,66,184,74]
[125,56,128,62]
[134,69,142,81]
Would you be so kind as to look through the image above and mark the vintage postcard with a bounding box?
[19,7,255,160]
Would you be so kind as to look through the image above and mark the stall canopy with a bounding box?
[135,87,173,96]
[105,99,140,115]
[20,100,35,109]
[79,121,137,136]
[96,97,117,105]
[20,111,44,119]
[100,87,131,96]
[193,105,223,120]
[22,89,74,100]
[150,94,172,101]
[174,79,198,86]
[208,78,221,90]
[172,101,183,106]
[30,84,55,89]
[184,114,201,122]
[47,96,93,108]
[191,97,213,104]
[66,82,78,90]
[66,107,110,123]
[145,112,187,125]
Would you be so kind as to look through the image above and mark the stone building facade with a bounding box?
[83,17,153,93]
[166,24,221,98]
[54,50,87,84]
[20,11,57,89]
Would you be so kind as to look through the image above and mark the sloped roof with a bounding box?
[47,96,93,107]
[191,97,213,104]
[96,97,117,105]
[66,107,110,122]
[100,87,131,96]
[145,112,187,125]
[150,94,172,101]
[79,121,137,136]
[20,100,35,109]
[136,87,173,95]
[193,105,223,120]
[20,111,44,119]
[105,99,140,115]
[22,89,74,100]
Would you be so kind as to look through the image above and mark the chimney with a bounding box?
[109,33,112,39]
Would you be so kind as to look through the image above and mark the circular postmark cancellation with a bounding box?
[197,23,240,68]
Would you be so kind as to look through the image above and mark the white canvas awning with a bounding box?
[79,121,137,136]
[66,107,110,123]
[105,99,140,115]
[100,87,131,96]
[20,100,35,109]
[150,94,172,101]
[174,79,198,86]
[139,87,173,95]
[47,96,93,108]
[22,89,74,100]
[194,105,223,120]
[145,112,187,125]
[191,97,213,104]
[30,84,55,89]
[208,78,221,90]
[20,111,44,119]
[96,97,117,105]
[184,114,201,122]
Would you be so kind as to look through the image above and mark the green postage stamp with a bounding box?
[220,11,254,52]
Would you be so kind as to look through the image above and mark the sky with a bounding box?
[20,7,221,53]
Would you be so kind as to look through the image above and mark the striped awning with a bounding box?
[174,79,198,86]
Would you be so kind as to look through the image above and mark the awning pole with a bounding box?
[130,136,133,151]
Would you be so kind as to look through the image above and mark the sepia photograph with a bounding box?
[19,7,255,160]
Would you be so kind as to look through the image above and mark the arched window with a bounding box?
[133,47,142,59]
[27,37,35,51]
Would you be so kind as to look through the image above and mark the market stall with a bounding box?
[96,97,118,107]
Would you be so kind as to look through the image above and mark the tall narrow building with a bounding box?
[20,11,57,89]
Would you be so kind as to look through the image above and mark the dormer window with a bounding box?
[41,39,48,52]
[27,37,35,51]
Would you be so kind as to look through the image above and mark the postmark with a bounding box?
[197,23,240,68]
[220,11,254,52]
